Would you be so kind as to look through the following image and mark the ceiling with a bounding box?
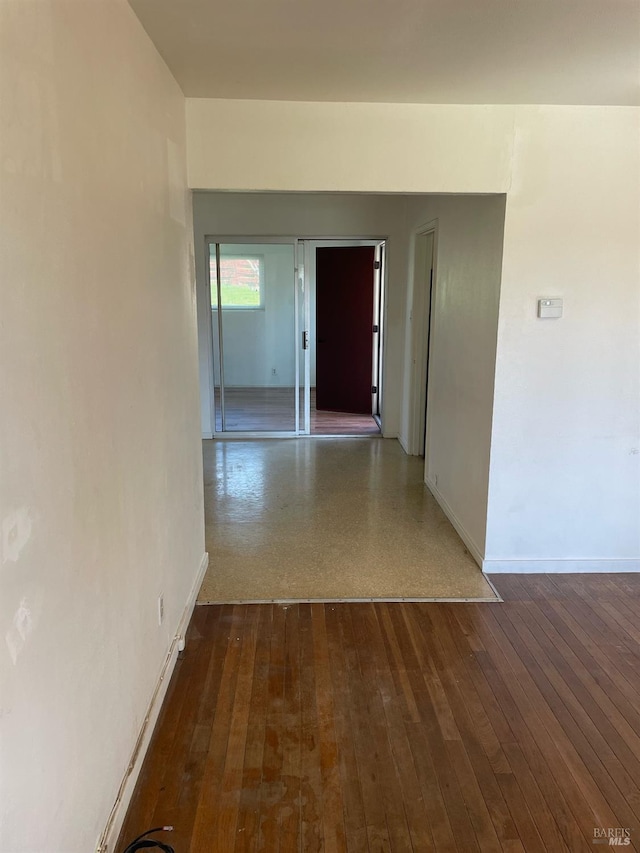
[128,0,640,106]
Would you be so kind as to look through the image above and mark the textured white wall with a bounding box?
[0,2,205,851]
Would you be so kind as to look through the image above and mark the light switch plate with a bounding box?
[538,297,563,319]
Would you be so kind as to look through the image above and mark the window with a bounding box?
[211,254,264,309]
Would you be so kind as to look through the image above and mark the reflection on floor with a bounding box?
[213,387,380,435]
[199,438,497,602]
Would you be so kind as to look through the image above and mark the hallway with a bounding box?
[198,438,496,602]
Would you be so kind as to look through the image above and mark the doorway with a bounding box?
[409,226,436,458]
[207,236,386,438]
[316,245,375,413]
[309,240,385,436]
[313,244,383,435]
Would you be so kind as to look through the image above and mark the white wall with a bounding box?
[187,100,640,570]
[192,192,408,438]
[0,3,205,852]
[187,99,514,193]
[402,196,507,557]
[484,107,640,570]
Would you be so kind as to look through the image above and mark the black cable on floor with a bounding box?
[121,826,175,853]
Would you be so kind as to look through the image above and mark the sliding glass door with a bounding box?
[208,238,309,435]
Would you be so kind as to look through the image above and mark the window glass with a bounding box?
[211,255,263,309]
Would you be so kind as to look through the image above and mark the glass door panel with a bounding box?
[209,240,298,433]
[209,242,223,433]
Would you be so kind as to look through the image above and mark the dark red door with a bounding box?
[316,246,375,414]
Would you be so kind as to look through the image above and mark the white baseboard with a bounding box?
[97,551,209,853]
[397,433,410,454]
[484,558,640,574]
[425,478,484,569]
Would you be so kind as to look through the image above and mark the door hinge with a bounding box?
[371,385,378,394]
[374,261,381,269]
[302,330,309,350]
[372,324,379,333]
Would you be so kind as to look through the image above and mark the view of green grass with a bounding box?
[211,283,262,309]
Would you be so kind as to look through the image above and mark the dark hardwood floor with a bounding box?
[117,575,640,852]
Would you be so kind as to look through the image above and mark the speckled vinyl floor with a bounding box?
[198,438,498,603]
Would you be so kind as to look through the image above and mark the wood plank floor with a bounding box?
[118,575,640,852]
[214,387,380,435]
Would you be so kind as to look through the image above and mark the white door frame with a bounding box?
[407,220,438,457]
